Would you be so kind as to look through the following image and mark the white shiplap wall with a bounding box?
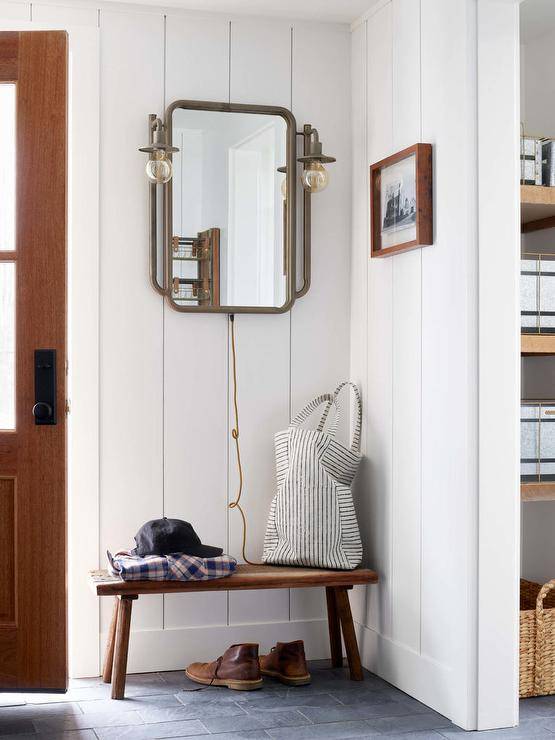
[350,0,520,730]
[0,0,352,677]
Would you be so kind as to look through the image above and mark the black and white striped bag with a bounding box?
[262,382,363,570]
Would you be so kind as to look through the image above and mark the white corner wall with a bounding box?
[350,0,519,730]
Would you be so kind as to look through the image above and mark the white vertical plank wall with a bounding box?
[351,0,520,730]
[0,1,28,19]
[163,12,230,634]
[477,0,520,729]
[351,0,480,725]
[289,22,351,621]
[7,1,352,674]
[227,18,292,627]
[98,7,165,641]
[390,0,422,654]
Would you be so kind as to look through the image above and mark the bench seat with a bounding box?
[89,564,378,699]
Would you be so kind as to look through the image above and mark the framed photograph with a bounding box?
[370,143,433,258]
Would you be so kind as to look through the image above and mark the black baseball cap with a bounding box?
[132,518,223,558]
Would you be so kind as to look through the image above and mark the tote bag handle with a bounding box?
[322,382,362,452]
[290,393,340,432]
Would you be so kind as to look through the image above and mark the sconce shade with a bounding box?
[297,129,335,164]
[139,116,179,155]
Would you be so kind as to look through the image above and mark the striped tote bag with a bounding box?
[262,382,363,570]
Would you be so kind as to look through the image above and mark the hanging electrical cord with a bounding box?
[228,314,261,566]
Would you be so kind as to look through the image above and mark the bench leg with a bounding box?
[102,598,119,683]
[325,587,343,668]
[111,596,136,699]
[335,587,364,681]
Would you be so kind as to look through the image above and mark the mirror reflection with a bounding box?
[170,108,288,309]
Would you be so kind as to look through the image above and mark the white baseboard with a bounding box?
[94,618,330,676]
[355,621,462,728]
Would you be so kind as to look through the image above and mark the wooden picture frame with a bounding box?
[370,143,433,258]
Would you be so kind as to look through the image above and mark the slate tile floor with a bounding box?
[0,661,552,739]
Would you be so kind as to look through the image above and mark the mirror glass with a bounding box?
[170,108,289,310]
[170,108,287,308]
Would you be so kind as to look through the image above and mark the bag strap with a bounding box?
[325,382,362,452]
[535,579,555,694]
[290,393,340,431]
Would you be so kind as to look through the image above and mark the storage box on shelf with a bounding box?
[521,400,555,501]
[521,252,555,356]
[521,185,555,232]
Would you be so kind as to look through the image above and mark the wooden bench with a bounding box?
[89,564,378,699]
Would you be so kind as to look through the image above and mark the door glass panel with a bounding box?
[0,84,15,251]
[0,263,15,430]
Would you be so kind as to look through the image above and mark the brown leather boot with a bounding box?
[185,643,263,691]
[260,640,311,686]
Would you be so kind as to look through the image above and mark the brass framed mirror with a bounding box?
[140,100,336,314]
[165,101,297,314]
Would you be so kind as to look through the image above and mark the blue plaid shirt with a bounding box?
[107,550,237,582]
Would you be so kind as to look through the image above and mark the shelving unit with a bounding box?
[521,186,555,500]
[521,185,555,232]
[521,334,555,355]
[521,482,555,502]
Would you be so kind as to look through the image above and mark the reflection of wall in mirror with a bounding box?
[227,122,285,308]
[172,111,286,308]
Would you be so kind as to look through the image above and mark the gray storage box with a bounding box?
[521,253,555,334]
[543,139,555,186]
[521,401,555,483]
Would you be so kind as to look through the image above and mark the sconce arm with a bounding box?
[295,124,314,299]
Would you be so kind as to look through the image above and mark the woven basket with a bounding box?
[520,578,555,697]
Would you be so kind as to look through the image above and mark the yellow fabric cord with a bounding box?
[228,315,261,566]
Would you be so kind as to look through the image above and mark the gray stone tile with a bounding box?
[0,717,35,737]
[521,697,555,719]
[296,701,417,723]
[535,718,555,734]
[438,717,555,738]
[94,719,207,738]
[331,689,428,713]
[177,687,282,705]
[364,712,452,735]
[23,686,111,704]
[325,688,398,707]
[3,732,97,740]
[0,697,25,709]
[239,693,341,712]
[185,733,269,740]
[265,720,377,739]
[78,694,182,714]
[0,704,84,722]
[201,708,311,733]
[32,709,144,732]
[378,733,447,739]
[138,702,246,723]
[68,677,104,689]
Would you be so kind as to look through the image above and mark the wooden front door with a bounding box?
[0,31,68,691]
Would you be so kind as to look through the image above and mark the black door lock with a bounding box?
[33,349,57,425]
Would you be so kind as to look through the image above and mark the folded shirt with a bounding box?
[107,550,237,582]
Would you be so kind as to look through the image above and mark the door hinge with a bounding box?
[65,399,71,416]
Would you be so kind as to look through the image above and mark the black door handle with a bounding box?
[34,350,57,425]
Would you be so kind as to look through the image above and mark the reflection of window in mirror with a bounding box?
[171,110,286,309]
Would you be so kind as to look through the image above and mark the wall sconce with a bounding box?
[139,114,179,184]
[298,125,336,193]
[278,124,336,198]
[278,124,336,297]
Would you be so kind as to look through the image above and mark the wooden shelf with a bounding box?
[522,482,555,502]
[522,334,555,355]
[521,185,555,232]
